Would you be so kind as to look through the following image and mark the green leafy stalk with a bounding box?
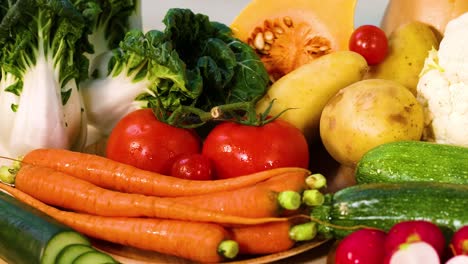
[0,0,92,159]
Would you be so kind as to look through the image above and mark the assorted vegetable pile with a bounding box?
[0,0,467,263]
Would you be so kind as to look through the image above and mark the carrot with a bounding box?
[230,220,319,255]
[13,164,286,225]
[0,184,238,263]
[22,148,310,197]
[230,221,296,255]
[169,170,308,218]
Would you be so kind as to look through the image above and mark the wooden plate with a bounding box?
[93,238,332,264]
[0,239,331,264]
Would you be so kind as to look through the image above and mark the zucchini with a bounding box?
[0,191,91,264]
[356,141,468,184]
[311,182,468,239]
[72,251,118,264]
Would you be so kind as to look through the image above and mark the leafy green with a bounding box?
[0,0,93,160]
[0,0,90,93]
[159,8,269,110]
[71,0,141,76]
[82,8,270,133]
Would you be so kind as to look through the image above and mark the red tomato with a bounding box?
[202,120,309,179]
[170,153,214,180]
[106,108,201,174]
[349,25,388,65]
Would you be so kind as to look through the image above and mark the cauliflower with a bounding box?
[416,12,468,147]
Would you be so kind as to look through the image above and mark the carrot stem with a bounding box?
[302,189,325,207]
[0,166,14,184]
[305,173,327,189]
[217,240,239,260]
[289,222,318,242]
[277,191,302,210]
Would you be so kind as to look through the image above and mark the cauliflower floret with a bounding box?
[437,13,468,84]
[417,70,468,146]
[416,12,468,147]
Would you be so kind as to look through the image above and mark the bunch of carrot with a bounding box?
[0,148,328,263]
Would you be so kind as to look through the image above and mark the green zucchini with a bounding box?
[311,182,468,239]
[0,191,91,264]
[356,141,468,184]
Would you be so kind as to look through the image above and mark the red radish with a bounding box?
[385,220,446,259]
[389,241,440,264]
[445,255,468,264]
[335,228,387,264]
[450,226,468,256]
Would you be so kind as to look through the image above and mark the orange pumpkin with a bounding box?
[230,0,357,81]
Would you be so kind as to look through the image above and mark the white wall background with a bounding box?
[140,0,390,31]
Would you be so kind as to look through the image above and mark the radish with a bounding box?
[389,241,440,264]
[445,255,468,264]
[450,226,468,255]
[334,228,387,264]
[385,220,446,259]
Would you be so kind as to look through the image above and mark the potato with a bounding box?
[319,79,424,166]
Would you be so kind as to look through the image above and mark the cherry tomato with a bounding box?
[170,153,214,180]
[349,25,388,65]
[202,119,309,179]
[106,108,201,174]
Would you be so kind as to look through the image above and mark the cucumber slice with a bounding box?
[72,251,118,264]
[55,244,95,264]
[0,191,90,264]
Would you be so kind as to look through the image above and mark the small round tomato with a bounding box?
[170,153,214,180]
[349,25,388,65]
[106,108,201,174]
[202,119,309,179]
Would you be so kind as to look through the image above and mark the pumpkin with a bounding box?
[230,0,357,81]
[381,0,468,37]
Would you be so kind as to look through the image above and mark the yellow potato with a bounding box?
[366,21,440,95]
[319,79,424,166]
[256,51,368,143]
